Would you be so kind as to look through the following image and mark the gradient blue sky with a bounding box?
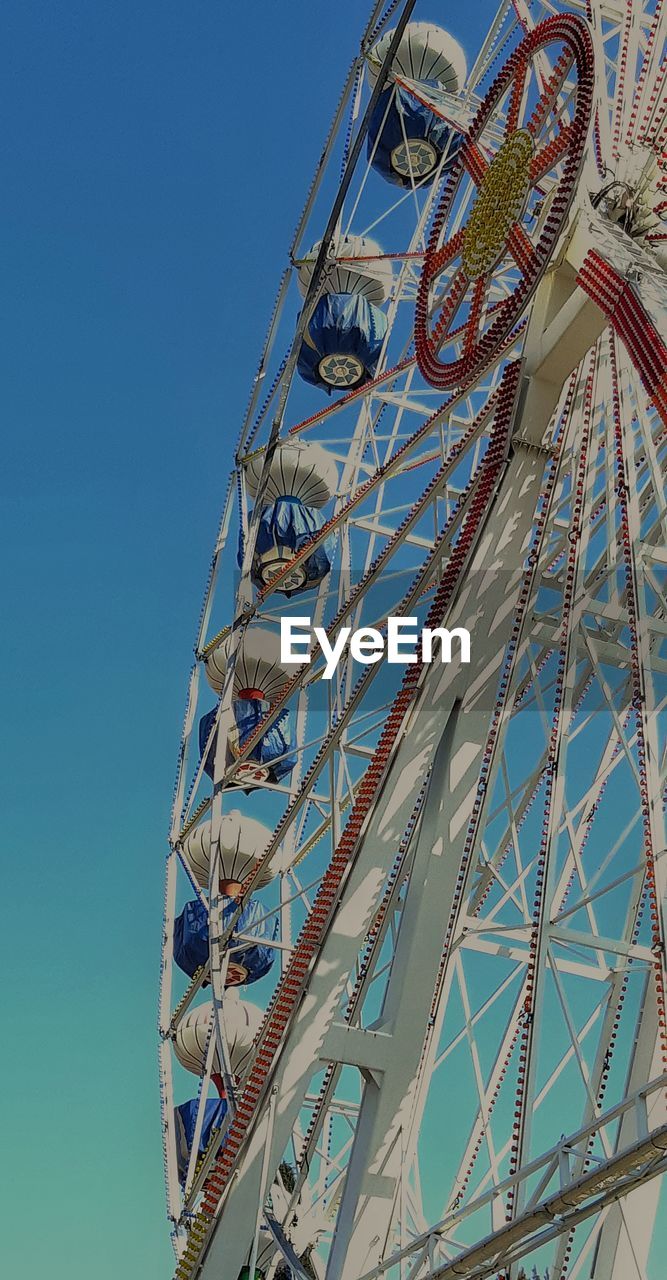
[4,4,661,1280]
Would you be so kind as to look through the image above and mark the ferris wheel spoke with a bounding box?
[505,221,535,275]
[505,60,528,134]
[462,140,490,186]
[526,49,574,139]
[424,227,465,282]
[463,273,491,359]
[529,119,573,182]
[431,268,469,349]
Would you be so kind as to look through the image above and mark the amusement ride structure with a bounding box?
[159,2,667,1277]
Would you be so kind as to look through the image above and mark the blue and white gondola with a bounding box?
[297,292,388,391]
[242,441,338,593]
[367,84,462,186]
[295,232,392,391]
[173,994,261,1182]
[173,894,277,987]
[200,626,297,787]
[366,22,466,187]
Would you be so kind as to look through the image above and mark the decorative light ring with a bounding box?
[415,15,594,389]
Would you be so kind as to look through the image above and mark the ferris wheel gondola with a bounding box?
[366,23,467,186]
[200,627,296,788]
[180,810,276,893]
[242,441,338,592]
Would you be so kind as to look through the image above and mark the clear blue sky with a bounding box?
[0,3,388,1273]
[8,5,660,1280]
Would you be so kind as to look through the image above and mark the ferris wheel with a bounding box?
[158,4,667,1279]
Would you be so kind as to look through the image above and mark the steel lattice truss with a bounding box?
[158,3,667,1280]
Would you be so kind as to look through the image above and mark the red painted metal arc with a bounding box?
[525,48,574,138]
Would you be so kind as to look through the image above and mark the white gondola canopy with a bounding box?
[204,625,293,697]
[180,811,275,890]
[366,22,467,92]
[296,233,393,306]
[173,994,261,1079]
[244,442,338,508]
[242,442,338,593]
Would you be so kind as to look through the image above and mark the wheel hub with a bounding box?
[462,129,534,279]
